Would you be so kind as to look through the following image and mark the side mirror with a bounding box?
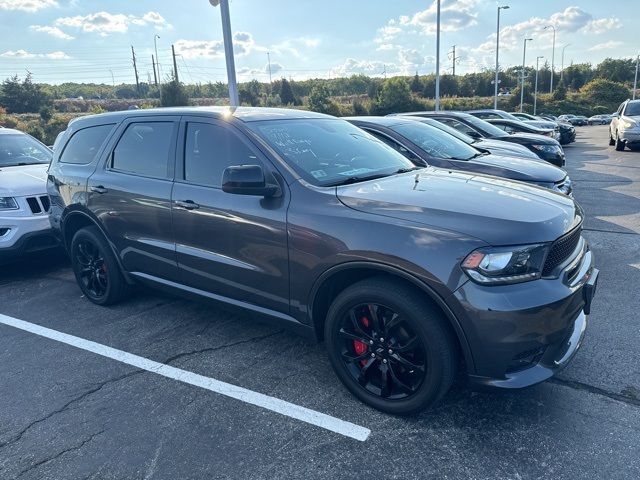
[222,165,281,197]
[612,113,620,118]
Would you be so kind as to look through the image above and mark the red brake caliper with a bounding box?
[353,316,370,366]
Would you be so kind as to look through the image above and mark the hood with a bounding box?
[337,168,578,246]
[0,163,48,197]
[474,139,540,159]
[623,115,640,122]
[462,153,566,183]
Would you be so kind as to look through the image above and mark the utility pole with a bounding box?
[494,5,509,109]
[109,69,115,86]
[209,0,239,107]
[560,43,570,84]
[449,45,460,76]
[520,37,533,113]
[154,34,162,99]
[633,54,639,100]
[435,0,441,111]
[131,46,140,96]
[171,44,179,83]
[267,52,272,93]
[151,55,158,86]
[544,25,556,94]
[534,55,544,115]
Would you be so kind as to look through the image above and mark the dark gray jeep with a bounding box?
[47,107,598,414]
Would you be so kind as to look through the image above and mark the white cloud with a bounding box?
[54,11,170,36]
[0,49,70,59]
[329,58,400,78]
[29,24,74,40]
[401,0,479,35]
[583,17,622,34]
[267,62,283,75]
[588,40,623,51]
[376,43,396,51]
[175,32,258,59]
[0,0,57,12]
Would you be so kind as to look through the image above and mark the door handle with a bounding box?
[90,185,108,194]
[175,200,200,210]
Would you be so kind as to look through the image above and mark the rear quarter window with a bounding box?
[59,124,115,165]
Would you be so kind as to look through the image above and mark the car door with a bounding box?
[171,116,290,314]
[87,116,180,281]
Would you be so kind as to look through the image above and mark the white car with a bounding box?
[609,99,640,151]
[0,128,58,263]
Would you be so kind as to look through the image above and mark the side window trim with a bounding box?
[105,117,180,181]
[362,127,426,163]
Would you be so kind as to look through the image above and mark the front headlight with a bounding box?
[622,120,637,129]
[461,244,549,285]
[531,144,560,153]
[0,197,18,210]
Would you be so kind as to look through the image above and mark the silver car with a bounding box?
[609,99,640,151]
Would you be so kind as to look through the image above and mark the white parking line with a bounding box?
[0,314,371,442]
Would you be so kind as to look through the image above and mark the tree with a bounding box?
[0,74,50,113]
[160,73,189,107]
[552,80,567,101]
[580,79,630,105]
[307,84,339,115]
[373,77,414,115]
[279,78,296,105]
[410,73,422,93]
[595,58,637,84]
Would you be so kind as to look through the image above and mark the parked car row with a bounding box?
[6,105,593,415]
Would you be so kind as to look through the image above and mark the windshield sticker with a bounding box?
[337,168,376,177]
[310,170,327,179]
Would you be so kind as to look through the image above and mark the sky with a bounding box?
[0,0,637,85]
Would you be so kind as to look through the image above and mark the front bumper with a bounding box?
[533,149,565,167]
[619,128,640,145]
[449,243,597,389]
[0,215,58,262]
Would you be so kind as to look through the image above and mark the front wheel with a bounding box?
[324,277,457,415]
[70,226,130,305]
[615,131,626,151]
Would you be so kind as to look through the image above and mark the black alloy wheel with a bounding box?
[70,226,129,305]
[338,303,426,400]
[325,277,457,415]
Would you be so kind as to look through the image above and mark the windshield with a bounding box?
[247,119,416,186]
[625,102,640,116]
[390,121,480,160]
[413,118,475,145]
[0,133,52,167]
[464,116,509,138]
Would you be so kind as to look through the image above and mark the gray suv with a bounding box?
[47,107,598,414]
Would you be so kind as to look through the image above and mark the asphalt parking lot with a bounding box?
[1,125,639,480]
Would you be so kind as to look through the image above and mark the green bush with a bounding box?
[580,79,630,105]
[371,77,416,115]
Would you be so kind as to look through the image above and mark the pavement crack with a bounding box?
[0,371,141,450]
[163,330,284,365]
[16,430,104,478]
[550,377,640,407]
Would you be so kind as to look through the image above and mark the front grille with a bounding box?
[25,196,50,215]
[543,225,582,275]
[39,195,51,212]
[26,197,41,214]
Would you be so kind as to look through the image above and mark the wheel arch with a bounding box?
[62,209,133,284]
[308,261,475,373]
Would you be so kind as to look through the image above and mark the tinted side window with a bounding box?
[112,122,174,178]
[59,124,114,164]
[184,122,260,188]
[364,129,420,162]
[440,118,478,136]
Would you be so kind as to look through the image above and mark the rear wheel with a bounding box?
[615,131,626,151]
[324,277,457,415]
[70,226,129,305]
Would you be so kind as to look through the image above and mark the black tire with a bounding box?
[609,131,615,146]
[70,226,129,305]
[324,277,457,415]
[615,131,625,151]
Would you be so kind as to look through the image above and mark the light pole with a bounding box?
[560,43,571,84]
[154,34,162,100]
[520,37,532,112]
[544,25,556,94]
[534,56,544,115]
[209,0,239,107]
[435,0,441,111]
[494,5,510,109]
[633,54,639,100]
